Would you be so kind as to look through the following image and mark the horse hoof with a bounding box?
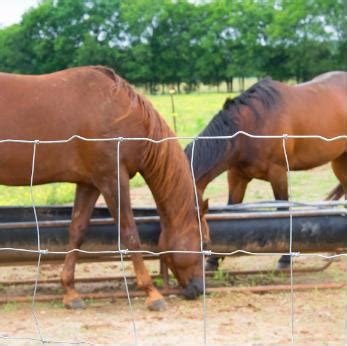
[276,261,290,270]
[65,298,86,310]
[147,299,167,311]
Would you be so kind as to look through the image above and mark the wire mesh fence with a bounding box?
[0,132,346,345]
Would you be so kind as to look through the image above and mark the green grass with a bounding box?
[204,167,338,204]
[0,183,76,206]
[149,92,236,137]
[1,301,19,312]
[0,91,340,205]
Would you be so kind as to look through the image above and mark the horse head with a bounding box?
[159,195,210,300]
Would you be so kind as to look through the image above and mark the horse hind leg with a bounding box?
[331,154,347,198]
[61,183,100,309]
[268,164,292,269]
[98,173,166,311]
[325,184,345,200]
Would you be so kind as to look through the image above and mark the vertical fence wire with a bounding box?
[29,140,44,344]
[190,138,207,345]
[282,136,295,343]
[116,139,138,345]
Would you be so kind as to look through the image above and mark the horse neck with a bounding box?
[116,79,197,230]
[188,140,232,194]
[141,127,197,230]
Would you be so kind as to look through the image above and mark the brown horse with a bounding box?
[185,71,347,269]
[325,183,346,200]
[0,66,209,310]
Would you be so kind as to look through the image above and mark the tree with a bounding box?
[264,0,345,81]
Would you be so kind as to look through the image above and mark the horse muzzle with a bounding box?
[181,277,204,300]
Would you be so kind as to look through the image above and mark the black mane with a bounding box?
[222,78,280,117]
[185,78,281,181]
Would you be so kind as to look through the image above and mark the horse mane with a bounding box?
[92,66,197,226]
[185,78,281,181]
[223,78,280,116]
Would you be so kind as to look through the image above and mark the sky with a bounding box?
[0,0,39,27]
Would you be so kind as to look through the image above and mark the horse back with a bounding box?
[0,67,146,185]
[280,72,347,133]
[276,72,347,169]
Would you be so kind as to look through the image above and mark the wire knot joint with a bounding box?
[119,249,129,255]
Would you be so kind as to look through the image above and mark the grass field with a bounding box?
[0,91,339,206]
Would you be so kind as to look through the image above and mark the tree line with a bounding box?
[0,0,345,93]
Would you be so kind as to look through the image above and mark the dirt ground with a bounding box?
[1,179,346,345]
[0,255,346,345]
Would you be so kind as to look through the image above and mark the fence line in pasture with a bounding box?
[0,132,346,345]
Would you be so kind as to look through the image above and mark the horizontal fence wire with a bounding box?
[0,132,346,345]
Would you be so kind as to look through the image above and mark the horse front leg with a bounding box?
[227,169,251,205]
[99,173,166,311]
[61,183,100,309]
[268,165,291,269]
[268,164,289,202]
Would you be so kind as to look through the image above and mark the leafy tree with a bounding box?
[0,0,344,86]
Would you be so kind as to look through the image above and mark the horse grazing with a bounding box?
[185,71,347,269]
[0,66,209,310]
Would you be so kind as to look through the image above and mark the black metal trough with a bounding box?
[0,202,346,265]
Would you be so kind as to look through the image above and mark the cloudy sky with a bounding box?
[0,0,39,27]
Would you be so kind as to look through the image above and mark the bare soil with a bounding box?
[0,255,346,345]
[1,177,346,345]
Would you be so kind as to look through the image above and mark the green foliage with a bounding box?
[264,0,346,80]
[0,0,344,85]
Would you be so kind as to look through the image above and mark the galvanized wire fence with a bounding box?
[0,132,346,345]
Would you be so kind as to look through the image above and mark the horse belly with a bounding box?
[290,139,345,170]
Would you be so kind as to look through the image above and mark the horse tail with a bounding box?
[325,183,345,200]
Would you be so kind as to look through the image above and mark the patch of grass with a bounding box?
[84,298,96,305]
[0,183,76,206]
[204,165,337,204]
[149,92,236,137]
[1,301,19,312]
[130,173,146,188]
[154,277,164,288]
[213,269,228,282]
[47,300,64,309]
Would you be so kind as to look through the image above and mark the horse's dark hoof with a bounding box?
[65,298,86,310]
[147,299,167,311]
[276,261,290,270]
